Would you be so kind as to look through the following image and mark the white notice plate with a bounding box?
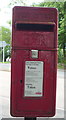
[24,61,43,97]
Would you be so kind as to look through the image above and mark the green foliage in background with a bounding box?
[8,0,26,6]
[4,46,11,61]
[1,26,11,44]
[0,48,2,62]
[0,26,11,61]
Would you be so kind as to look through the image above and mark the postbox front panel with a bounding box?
[13,29,55,49]
[11,50,57,117]
[11,6,58,117]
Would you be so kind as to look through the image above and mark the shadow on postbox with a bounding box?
[11,6,58,117]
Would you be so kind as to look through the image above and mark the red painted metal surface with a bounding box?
[11,6,58,117]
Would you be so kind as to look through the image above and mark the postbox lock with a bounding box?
[31,50,38,58]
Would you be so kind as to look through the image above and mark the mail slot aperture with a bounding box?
[15,22,55,32]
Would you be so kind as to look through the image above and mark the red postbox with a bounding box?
[11,6,58,117]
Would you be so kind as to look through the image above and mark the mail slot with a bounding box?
[11,6,58,117]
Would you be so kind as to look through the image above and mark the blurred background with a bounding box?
[0,0,66,119]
